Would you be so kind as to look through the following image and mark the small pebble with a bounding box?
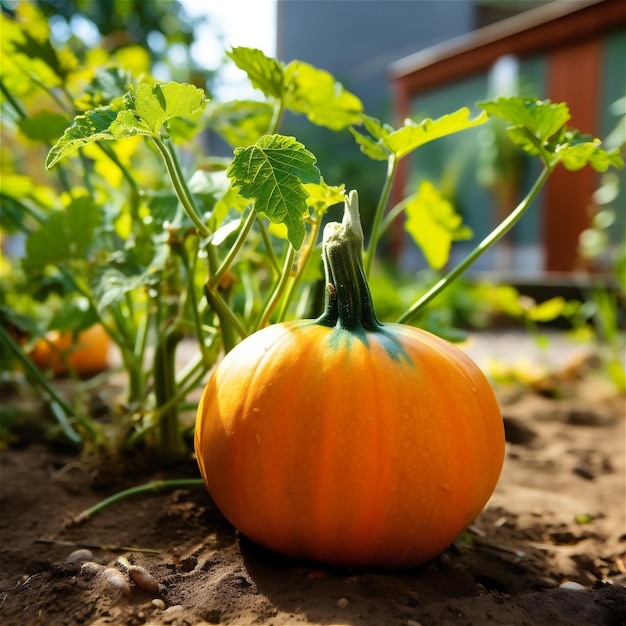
[115,556,131,570]
[559,581,586,591]
[162,605,185,624]
[336,597,350,609]
[66,549,93,564]
[101,567,131,595]
[152,598,166,610]
[406,620,423,626]
[80,561,104,576]
[128,564,160,592]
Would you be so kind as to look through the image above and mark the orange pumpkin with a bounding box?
[30,324,110,377]
[195,192,504,569]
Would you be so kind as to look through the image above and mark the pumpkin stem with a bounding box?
[317,190,383,334]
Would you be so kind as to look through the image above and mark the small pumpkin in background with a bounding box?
[30,324,110,378]
[195,191,505,569]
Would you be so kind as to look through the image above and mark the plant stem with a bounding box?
[277,216,323,321]
[256,245,296,329]
[176,239,210,365]
[209,206,256,290]
[73,479,206,523]
[146,360,208,436]
[0,77,27,118]
[153,327,185,459]
[203,285,246,352]
[151,135,210,239]
[256,216,282,274]
[267,100,285,135]
[379,194,414,238]
[365,154,397,277]
[317,190,382,333]
[397,164,554,325]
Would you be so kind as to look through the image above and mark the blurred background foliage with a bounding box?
[2,0,217,87]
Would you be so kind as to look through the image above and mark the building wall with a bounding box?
[276,0,476,120]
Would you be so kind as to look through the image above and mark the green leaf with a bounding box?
[284,61,363,130]
[46,106,142,168]
[479,97,624,172]
[23,196,103,271]
[526,297,567,322]
[129,81,207,135]
[349,127,389,161]
[303,179,346,217]
[404,181,472,270]
[227,134,320,249]
[18,111,71,144]
[48,298,99,334]
[479,97,571,142]
[227,47,284,99]
[206,99,274,147]
[212,186,250,230]
[46,81,208,168]
[93,233,169,312]
[4,12,67,82]
[74,66,134,111]
[555,134,624,172]
[384,109,488,160]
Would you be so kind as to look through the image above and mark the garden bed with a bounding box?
[1,341,625,626]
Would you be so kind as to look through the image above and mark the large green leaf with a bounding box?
[352,110,487,161]
[227,134,320,249]
[22,196,103,271]
[45,106,141,168]
[479,97,571,143]
[404,181,472,270]
[227,47,284,99]
[129,82,207,135]
[284,61,363,130]
[478,97,624,171]
[46,81,208,168]
[350,115,394,160]
[384,109,488,160]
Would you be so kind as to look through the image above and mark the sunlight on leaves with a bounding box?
[404,181,472,270]
[555,136,624,172]
[227,134,320,249]
[46,81,208,168]
[479,97,571,143]
[352,110,487,161]
[479,97,624,171]
[227,47,284,99]
[284,61,363,130]
[385,109,488,160]
[45,107,143,168]
[525,296,568,322]
[303,180,345,217]
[129,82,207,135]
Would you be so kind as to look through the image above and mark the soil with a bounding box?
[1,338,625,626]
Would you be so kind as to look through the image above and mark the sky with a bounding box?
[180,0,277,100]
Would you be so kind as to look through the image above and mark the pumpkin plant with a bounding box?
[195,191,504,568]
[1,1,622,495]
